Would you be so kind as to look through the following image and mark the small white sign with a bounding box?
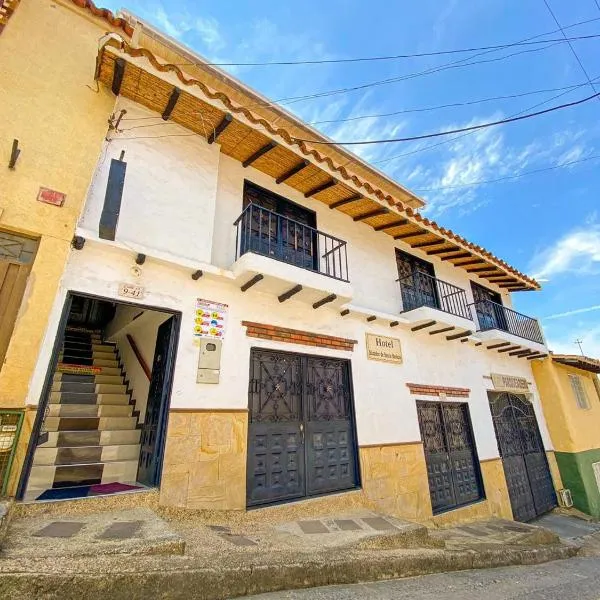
[118,282,145,300]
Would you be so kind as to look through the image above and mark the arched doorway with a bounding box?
[488,392,556,521]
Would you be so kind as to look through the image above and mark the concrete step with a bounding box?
[47,404,134,418]
[53,373,124,385]
[33,444,141,466]
[58,357,120,368]
[28,459,140,490]
[59,350,117,360]
[51,382,127,394]
[48,392,132,406]
[39,429,142,448]
[43,416,138,432]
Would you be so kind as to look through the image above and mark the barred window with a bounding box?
[569,374,590,410]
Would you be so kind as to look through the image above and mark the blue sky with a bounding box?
[103,0,600,357]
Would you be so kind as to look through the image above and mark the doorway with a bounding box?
[488,392,556,521]
[20,293,180,501]
[246,348,359,507]
[396,249,439,312]
[417,401,484,514]
[471,282,507,331]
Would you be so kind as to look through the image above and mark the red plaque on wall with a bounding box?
[37,187,66,207]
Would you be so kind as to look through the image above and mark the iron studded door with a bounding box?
[417,401,484,513]
[489,392,556,521]
[247,349,358,506]
[247,350,305,506]
[137,316,178,487]
[305,357,357,496]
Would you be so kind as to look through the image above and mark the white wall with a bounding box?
[105,304,171,423]
[79,98,221,265]
[25,118,551,468]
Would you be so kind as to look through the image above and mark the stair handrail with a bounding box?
[126,334,151,381]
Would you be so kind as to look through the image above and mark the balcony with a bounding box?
[231,203,352,307]
[398,272,474,340]
[470,300,547,356]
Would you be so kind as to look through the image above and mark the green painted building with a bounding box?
[533,354,600,518]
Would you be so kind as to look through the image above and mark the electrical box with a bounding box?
[197,339,222,384]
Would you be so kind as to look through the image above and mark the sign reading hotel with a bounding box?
[365,333,402,364]
[491,372,529,393]
[194,298,228,339]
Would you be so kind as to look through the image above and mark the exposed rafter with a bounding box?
[441,252,472,261]
[374,219,409,231]
[353,207,389,222]
[112,57,126,95]
[467,265,500,273]
[411,320,437,332]
[161,87,180,120]
[276,160,309,184]
[429,326,455,335]
[487,342,511,350]
[240,274,264,292]
[278,284,302,303]
[305,179,337,198]
[426,246,459,255]
[498,345,521,353]
[458,259,488,267]
[329,194,362,209]
[395,230,425,241]
[207,113,233,144]
[413,240,447,250]
[447,330,472,340]
[242,141,277,168]
[313,293,337,309]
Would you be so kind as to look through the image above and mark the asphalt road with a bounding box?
[244,556,600,599]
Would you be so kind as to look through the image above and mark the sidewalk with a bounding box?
[0,495,580,600]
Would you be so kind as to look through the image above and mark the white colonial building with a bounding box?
[17,15,561,525]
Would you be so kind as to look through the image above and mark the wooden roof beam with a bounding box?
[447,330,472,340]
[458,259,488,267]
[441,251,472,261]
[241,274,264,292]
[207,113,233,144]
[499,281,523,288]
[411,320,437,332]
[466,265,497,272]
[305,179,337,198]
[276,160,309,184]
[426,246,459,255]
[278,284,302,303]
[112,57,126,96]
[161,87,180,120]
[353,207,389,222]
[374,219,409,231]
[329,194,362,209]
[413,240,447,249]
[313,293,337,309]
[243,141,277,168]
[395,230,425,241]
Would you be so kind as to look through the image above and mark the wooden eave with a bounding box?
[96,42,540,292]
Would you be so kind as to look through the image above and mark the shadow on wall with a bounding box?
[106,304,172,423]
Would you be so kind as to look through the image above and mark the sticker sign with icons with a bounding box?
[194,298,228,339]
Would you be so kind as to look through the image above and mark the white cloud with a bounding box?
[530,225,600,281]
[543,304,600,320]
[556,145,584,166]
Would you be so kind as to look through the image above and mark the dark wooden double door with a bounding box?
[417,401,484,513]
[246,349,358,507]
[241,181,318,271]
[396,250,439,312]
[489,392,556,522]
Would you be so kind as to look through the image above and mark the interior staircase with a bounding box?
[27,327,142,499]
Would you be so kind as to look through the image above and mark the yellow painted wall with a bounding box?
[533,359,600,453]
[0,0,120,493]
[0,0,117,405]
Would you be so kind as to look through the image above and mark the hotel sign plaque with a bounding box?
[365,333,402,365]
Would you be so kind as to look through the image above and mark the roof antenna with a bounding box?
[574,339,585,356]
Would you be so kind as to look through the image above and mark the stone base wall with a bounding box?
[159,409,247,510]
[358,442,433,521]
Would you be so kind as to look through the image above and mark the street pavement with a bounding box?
[244,556,600,599]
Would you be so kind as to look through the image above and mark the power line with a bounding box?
[170,32,600,66]
[309,80,594,125]
[245,18,600,108]
[373,74,600,165]
[413,154,600,191]
[542,0,600,102]
[292,92,600,145]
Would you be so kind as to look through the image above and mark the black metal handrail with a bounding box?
[397,271,472,320]
[469,299,544,344]
[234,203,349,282]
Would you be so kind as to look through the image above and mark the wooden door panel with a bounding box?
[0,261,31,367]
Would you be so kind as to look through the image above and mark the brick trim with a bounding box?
[242,321,357,351]
[406,383,470,398]
[0,0,20,35]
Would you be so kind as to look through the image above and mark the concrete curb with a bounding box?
[0,543,578,600]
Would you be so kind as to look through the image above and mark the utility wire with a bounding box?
[373,74,600,165]
[542,0,600,102]
[243,18,600,108]
[309,80,594,125]
[170,32,600,66]
[413,154,600,191]
[292,92,600,145]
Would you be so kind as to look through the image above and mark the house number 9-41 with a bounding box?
[118,282,145,300]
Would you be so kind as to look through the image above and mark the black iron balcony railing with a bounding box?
[234,203,349,282]
[398,271,472,321]
[469,299,544,344]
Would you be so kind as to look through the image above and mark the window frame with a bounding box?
[569,374,590,410]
